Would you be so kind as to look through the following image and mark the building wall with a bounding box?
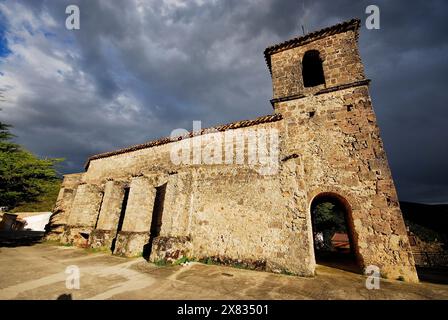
[275,85,417,281]
[58,120,316,275]
[45,173,83,240]
[62,183,103,246]
[150,162,313,275]
[89,180,126,249]
[270,30,365,99]
[81,120,280,184]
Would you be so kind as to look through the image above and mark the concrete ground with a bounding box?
[0,243,447,300]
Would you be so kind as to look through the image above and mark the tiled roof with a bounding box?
[331,232,349,242]
[264,18,361,74]
[84,113,283,169]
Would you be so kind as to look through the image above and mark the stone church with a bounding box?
[47,19,419,282]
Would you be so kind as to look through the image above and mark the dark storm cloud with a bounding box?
[0,0,447,203]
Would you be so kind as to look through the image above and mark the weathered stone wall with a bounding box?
[45,173,83,240]
[270,30,365,99]
[274,84,418,282]
[89,180,126,249]
[265,19,418,282]
[149,163,313,275]
[113,176,157,256]
[81,120,280,184]
[61,183,103,246]
[54,120,316,275]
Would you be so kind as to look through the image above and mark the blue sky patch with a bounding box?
[0,14,11,57]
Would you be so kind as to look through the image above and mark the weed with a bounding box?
[154,259,168,266]
[280,269,295,276]
[85,246,110,254]
[174,256,191,265]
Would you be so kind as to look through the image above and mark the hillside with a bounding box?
[400,201,448,244]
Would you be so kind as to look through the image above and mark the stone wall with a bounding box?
[270,29,365,100]
[274,84,418,282]
[113,176,156,256]
[45,173,83,240]
[62,183,103,246]
[149,163,313,275]
[89,180,126,250]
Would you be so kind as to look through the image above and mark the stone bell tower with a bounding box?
[264,19,419,282]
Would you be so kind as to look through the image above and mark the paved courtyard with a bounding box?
[0,243,447,300]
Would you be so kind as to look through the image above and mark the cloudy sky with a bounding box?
[0,0,447,203]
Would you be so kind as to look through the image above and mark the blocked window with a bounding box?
[302,50,325,87]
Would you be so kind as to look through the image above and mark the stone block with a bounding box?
[113,231,149,257]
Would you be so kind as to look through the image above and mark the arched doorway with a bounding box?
[310,192,360,273]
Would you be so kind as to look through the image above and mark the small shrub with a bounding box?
[174,256,190,265]
[154,259,168,266]
[233,262,246,269]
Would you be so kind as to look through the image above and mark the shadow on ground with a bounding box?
[316,251,448,285]
[315,251,361,274]
[1,244,447,300]
[417,267,448,285]
[0,231,45,247]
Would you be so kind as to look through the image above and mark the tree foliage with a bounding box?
[312,201,348,251]
[313,202,347,232]
[0,119,63,210]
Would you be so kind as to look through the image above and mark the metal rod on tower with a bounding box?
[301,0,307,35]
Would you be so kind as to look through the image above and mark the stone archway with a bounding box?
[310,192,361,273]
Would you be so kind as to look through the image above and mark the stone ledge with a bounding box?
[270,79,371,108]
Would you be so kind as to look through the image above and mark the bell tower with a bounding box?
[265,19,368,105]
[264,19,419,282]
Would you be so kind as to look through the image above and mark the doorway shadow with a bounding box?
[315,251,361,274]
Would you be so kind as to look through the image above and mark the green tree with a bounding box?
[313,202,347,250]
[0,120,63,210]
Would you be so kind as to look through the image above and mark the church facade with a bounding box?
[47,19,419,282]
